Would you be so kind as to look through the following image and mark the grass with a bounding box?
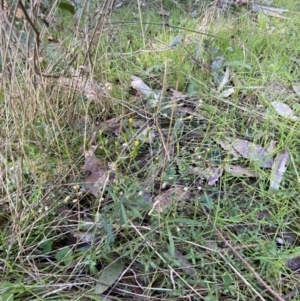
[1,0,300,300]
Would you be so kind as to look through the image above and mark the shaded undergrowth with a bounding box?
[1,0,300,300]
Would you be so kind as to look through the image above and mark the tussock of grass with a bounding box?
[1,0,300,300]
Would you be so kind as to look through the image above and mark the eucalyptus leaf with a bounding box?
[220,87,235,98]
[227,165,257,177]
[224,137,273,168]
[270,150,290,191]
[211,57,224,70]
[207,167,223,186]
[293,84,300,97]
[169,35,183,48]
[271,101,298,121]
[131,76,155,98]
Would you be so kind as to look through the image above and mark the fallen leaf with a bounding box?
[226,165,258,177]
[252,4,289,17]
[137,127,156,143]
[293,85,300,97]
[59,75,109,102]
[208,167,224,186]
[265,140,277,154]
[171,88,186,100]
[225,137,273,168]
[184,165,223,184]
[157,7,170,16]
[270,149,289,191]
[151,187,191,213]
[173,249,197,279]
[83,149,114,197]
[271,101,298,121]
[72,231,97,245]
[217,67,230,93]
[95,258,124,294]
[169,35,183,48]
[257,210,271,220]
[113,0,124,9]
[130,76,156,98]
[215,138,240,157]
[286,256,300,271]
[189,10,198,18]
[220,87,235,98]
[276,232,296,246]
[211,57,225,70]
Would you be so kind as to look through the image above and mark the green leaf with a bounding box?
[187,81,196,94]
[167,226,175,257]
[58,2,75,14]
[171,119,184,142]
[222,273,233,289]
[2,294,14,301]
[46,43,61,60]
[95,258,125,294]
[145,64,163,74]
[39,240,53,254]
[165,165,177,176]
[55,247,73,265]
[0,281,20,301]
[201,193,213,211]
[120,203,128,227]
[129,206,143,219]
[100,216,114,246]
